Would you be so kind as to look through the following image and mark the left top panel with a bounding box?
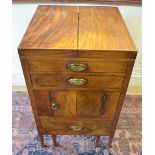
[18,5,78,50]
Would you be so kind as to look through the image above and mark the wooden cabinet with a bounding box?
[18,6,137,148]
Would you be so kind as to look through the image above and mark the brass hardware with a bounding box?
[68,78,87,86]
[51,102,57,110]
[67,64,87,72]
[69,125,83,131]
[88,126,98,130]
[69,125,97,131]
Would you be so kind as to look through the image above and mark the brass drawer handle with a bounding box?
[69,125,83,131]
[68,78,87,86]
[67,64,87,72]
[69,125,98,131]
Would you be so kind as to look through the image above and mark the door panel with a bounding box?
[77,91,105,118]
[77,90,120,119]
[33,90,52,116]
[49,90,76,118]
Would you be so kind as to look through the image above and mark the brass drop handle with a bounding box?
[68,78,87,86]
[51,102,57,110]
[67,64,87,72]
[69,125,83,131]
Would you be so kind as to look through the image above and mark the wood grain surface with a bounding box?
[31,74,125,89]
[77,90,121,118]
[78,6,137,51]
[40,117,113,135]
[19,6,78,50]
[33,90,52,116]
[49,90,77,118]
[28,59,128,73]
[19,6,137,53]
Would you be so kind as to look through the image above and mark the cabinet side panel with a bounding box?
[109,60,135,146]
[19,58,44,139]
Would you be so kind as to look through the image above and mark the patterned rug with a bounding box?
[12,92,142,155]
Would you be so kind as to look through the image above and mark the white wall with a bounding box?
[12,4,142,89]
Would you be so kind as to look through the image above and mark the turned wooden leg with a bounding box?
[39,134,44,148]
[96,136,101,147]
[53,135,58,147]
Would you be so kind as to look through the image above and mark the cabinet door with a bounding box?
[34,90,76,118]
[34,90,52,116]
[77,90,120,119]
[49,90,76,118]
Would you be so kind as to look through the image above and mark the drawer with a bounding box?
[40,117,112,135]
[28,60,127,73]
[31,74,124,89]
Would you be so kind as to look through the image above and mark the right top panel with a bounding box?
[78,6,137,52]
